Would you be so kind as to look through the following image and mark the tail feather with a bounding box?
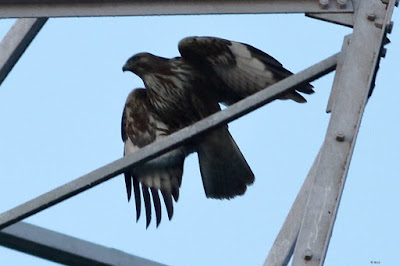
[197,127,254,199]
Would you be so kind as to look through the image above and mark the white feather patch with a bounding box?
[229,42,252,59]
[229,43,265,72]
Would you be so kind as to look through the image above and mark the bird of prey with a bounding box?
[178,36,314,105]
[122,56,254,227]
[122,36,313,227]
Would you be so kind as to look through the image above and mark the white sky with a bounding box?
[0,11,399,266]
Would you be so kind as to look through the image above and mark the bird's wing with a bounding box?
[178,36,314,104]
[122,88,188,228]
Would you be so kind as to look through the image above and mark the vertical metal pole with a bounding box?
[291,0,395,265]
[0,18,47,85]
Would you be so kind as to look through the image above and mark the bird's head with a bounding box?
[123,53,166,76]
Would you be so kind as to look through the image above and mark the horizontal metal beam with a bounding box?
[0,222,165,266]
[0,18,47,86]
[0,0,354,18]
[0,52,339,230]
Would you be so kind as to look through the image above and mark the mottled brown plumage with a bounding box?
[123,53,254,227]
[122,36,315,227]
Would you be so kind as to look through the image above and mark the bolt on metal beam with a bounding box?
[337,0,347,9]
[0,53,339,230]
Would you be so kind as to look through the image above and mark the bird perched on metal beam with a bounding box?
[122,36,313,227]
[122,56,254,228]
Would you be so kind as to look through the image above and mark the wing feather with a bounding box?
[178,36,314,104]
[122,88,190,227]
[161,190,174,220]
[142,184,152,228]
[133,177,141,221]
[151,188,162,227]
[124,172,132,202]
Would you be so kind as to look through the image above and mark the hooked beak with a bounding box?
[122,59,134,72]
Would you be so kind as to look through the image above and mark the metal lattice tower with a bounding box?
[0,0,397,265]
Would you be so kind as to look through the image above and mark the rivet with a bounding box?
[367,13,376,21]
[336,133,345,142]
[374,22,383,29]
[337,0,347,8]
[304,249,313,261]
[319,0,329,9]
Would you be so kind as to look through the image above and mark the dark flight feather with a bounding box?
[178,36,314,105]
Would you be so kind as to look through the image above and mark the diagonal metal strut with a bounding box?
[0,18,47,86]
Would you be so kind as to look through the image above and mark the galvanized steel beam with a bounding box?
[326,34,351,113]
[0,18,47,85]
[264,35,350,264]
[0,53,339,230]
[263,149,322,266]
[0,0,354,18]
[0,222,165,266]
[291,0,396,265]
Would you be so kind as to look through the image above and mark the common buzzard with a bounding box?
[122,56,254,227]
[122,36,313,227]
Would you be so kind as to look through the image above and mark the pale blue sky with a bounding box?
[0,12,399,266]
